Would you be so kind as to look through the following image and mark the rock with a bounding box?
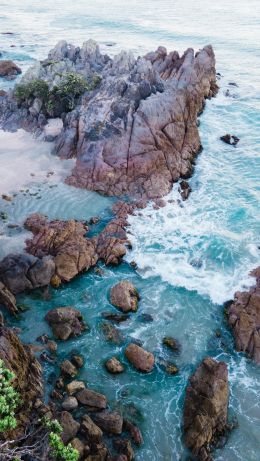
[220,134,240,146]
[62,396,78,411]
[125,343,154,373]
[93,410,123,435]
[60,411,80,443]
[138,313,153,323]
[162,336,181,352]
[71,354,84,368]
[0,281,18,314]
[101,311,130,323]
[67,380,86,395]
[71,438,85,458]
[45,306,86,340]
[60,359,78,378]
[2,194,12,201]
[25,213,98,282]
[113,439,134,461]
[183,357,229,459]
[0,327,43,438]
[50,274,62,288]
[81,414,103,442]
[164,362,179,375]
[227,267,260,364]
[178,180,192,200]
[101,321,124,345]
[47,340,58,353]
[123,419,143,446]
[0,60,21,77]
[110,281,140,313]
[0,253,55,295]
[76,388,107,409]
[105,357,124,374]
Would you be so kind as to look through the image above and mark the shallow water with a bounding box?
[1,1,260,460]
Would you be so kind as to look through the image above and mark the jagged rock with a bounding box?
[105,357,124,374]
[47,339,58,353]
[178,180,192,200]
[67,380,86,395]
[123,419,143,446]
[183,357,229,460]
[71,354,84,368]
[25,213,98,282]
[60,411,80,443]
[0,281,18,314]
[0,327,43,438]
[76,388,107,409]
[0,59,21,77]
[162,336,181,352]
[0,253,55,294]
[60,359,78,378]
[81,414,103,442]
[93,410,123,435]
[110,281,140,313]
[62,396,78,411]
[125,343,154,373]
[45,306,86,340]
[227,267,260,364]
[220,134,240,146]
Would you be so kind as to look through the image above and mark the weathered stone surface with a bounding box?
[110,281,139,313]
[105,357,124,374]
[62,396,78,411]
[93,410,123,435]
[220,134,240,146]
[125,343,154,373]
[113,439,134,461]
[178,180,192,200]
[60,411,80,443]
[0,281,18,314]
[0,327,43,438]
[71,438,85,458]
[0,253,55,295]
[183,357,229,460]
[67,380,86,395]
[76,388,107,409]
[227,267,260,364]
[162,336,181,352]
[25,213,98,282]
[45,306,86,340]
[60,359,78,378]
[123,419,143,446]
[0,60,21,77]
[81,414,103,442]
[101,321,124,345]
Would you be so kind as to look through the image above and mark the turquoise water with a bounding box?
[1,1,260,460]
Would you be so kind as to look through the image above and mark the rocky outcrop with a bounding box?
[183,357,229,460]
[125,343,155,373]
[0,281,18,314]
[1,40,217,199]
[227,267,260,364]
[0,327,43,438]
[45,306,87,340]
[110,281,140,313]
[0,253,55,295]
[0,60,21,78]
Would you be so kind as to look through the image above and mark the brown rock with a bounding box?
[162,336,181,352]
[0,60,22,77]
[47,340,58,353]
[60,359,78,378]
[71,354,84,368]
[123,419,143,446]
[76,388,107,409]
[105,357,124,374]
[110,281,140,313]
[183,357,229,459]
[113,439,134,461]
[45,306,86,340]
[0,281,18,314]
[93,410,123,435]
[125,343,154,373]
[60,411,80,443]
[62,396,78,411]
[71,438,85,458]
[101,321,124,345]
[67,380,86,395]
[227,267,260,364]
[81,414,103,442]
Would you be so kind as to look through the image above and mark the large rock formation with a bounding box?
[0,327,43,438]
[183,357,229,460]
[227,267,260,364]
[0,60,22,78]
[0,39,217,199]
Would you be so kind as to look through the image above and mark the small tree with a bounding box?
[0,359,20,433]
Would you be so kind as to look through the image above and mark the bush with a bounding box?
[42,416,79,461]
[0,359,20,433]
[14,79,49,103]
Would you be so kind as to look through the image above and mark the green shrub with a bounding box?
[42,416,79,461]
[14,79,49,103]
[0,359,20,433]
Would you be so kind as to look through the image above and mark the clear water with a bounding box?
[1,1,260,460]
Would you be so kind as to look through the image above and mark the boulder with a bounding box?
[45,306,86,340]
[125,343,154,373]
[70,438,85,458]
[0,281,18,314]
[110,281,140,312]
[105,357,124,374]
[60,411,80,443]
[227,267,260,364]
[178,180,192,201]
[123,419,143,446]
[113,439,134,461]
[60,359,78,378]
[220,134,240,146]
[62,396,78,411]
[101,321,124,345]
[0,60,21,77]
[67,380,86,395]
[93,410,123,435]
[76,388,107,409]
[162,336,181,352]
[81,414,103,442]
[183,357,229,460]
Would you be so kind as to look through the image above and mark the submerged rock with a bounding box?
[220,134,240,146]
[110,281,140,313]
[178,180,192,201]
[227,267,260,364]
[0,59,21,77]
[101,321,124,345]
[183,357,229,460]
[45,306,86,340]
[125,343,155,373]
[162,336,181,352]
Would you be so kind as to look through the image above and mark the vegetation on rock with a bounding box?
[42,416,79,461]
[0,359,20,433]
